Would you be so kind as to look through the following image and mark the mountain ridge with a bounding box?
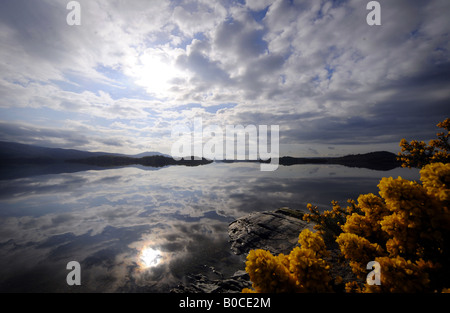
[0,141,401,170]
[0,141,166,162]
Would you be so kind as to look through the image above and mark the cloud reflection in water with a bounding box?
[0,163,420,292]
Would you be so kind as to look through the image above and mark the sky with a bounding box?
[0,0,449,157]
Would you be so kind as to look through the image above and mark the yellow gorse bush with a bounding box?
[337,163,449,292]
[243,119,450,293]
[242,249,298,293]
[421,162,450,202]
[398,118,450,168]
[243,229,333,293]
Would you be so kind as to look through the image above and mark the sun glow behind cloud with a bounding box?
[131,48,185,99]
[0,0,448,156]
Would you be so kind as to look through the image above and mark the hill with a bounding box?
[279,151,401,171]
[0,141,119,163]
[0,141,211,167]
[0,141,401,170]
[68,155,212,167]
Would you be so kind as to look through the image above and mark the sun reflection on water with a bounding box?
[139,246,163,269]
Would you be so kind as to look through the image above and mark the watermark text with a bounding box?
[171,118,279,171]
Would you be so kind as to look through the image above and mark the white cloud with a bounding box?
[172,1,227,37]
[245,0,275,12]
[0,0,449,154]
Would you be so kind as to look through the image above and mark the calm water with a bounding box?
[0,162,419,292]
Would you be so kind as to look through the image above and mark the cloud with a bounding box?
[0,121,90,148]
[0,0,448,155]
[245,0,274,12]
[172,1,227,37]
[176,45,231,86]
[0,120,144,152]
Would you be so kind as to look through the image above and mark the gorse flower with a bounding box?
[243,229,333,293]
[297,229,328,258]
[302,199,357,243]
[243,249,298,293]
[243,119,450,293]
[398,118,449,168]
[336,232,384,279]
[288,246,332,292]
[364,256,435,293]
[421,162,450,202]
[336,162,450,292]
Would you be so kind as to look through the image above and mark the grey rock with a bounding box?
[170,270,252,293]
[228,208,315,255]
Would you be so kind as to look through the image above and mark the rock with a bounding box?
[170,270,252,293]
[171,207,356,293]
[170,208,311,293]
[228,208,315,255]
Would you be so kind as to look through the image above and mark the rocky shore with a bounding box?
[171,207,349,293]
[228,208,315,256]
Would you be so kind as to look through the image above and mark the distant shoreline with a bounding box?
[0,141,401,171]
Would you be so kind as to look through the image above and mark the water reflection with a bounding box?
[139,246,163,269]
[0,163,420,292]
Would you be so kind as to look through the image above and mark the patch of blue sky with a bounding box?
[172,103,202,111]
[171,31,206,50]
[52,66,156,102]
[313,0,348,22]
[249,5,269,23]
[174,35,192,49]
[350,50,365,63]
[51,70,115,95]
[171,102,237,114]
[0,107,107,138]
[311,74,321,84]
[216,0,245,10]
[0,107,86,128]
[49,79,84,94]
[142,107,160,117]
[95,65,158,101]
[204,102,237,113]
[7,78,40,88]
[193,32,207,41]
[409,28,421,39]
[330,0,348,9]
[0,105,153,137]
[327,45,342,59]
[324,64,335,80]
[314,1,331,21]
[142,26,177,48]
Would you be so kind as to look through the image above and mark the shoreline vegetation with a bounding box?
[0,141,401,171]
[66,150,401,170]
[239,118,449,293]
[68,155,214,167]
